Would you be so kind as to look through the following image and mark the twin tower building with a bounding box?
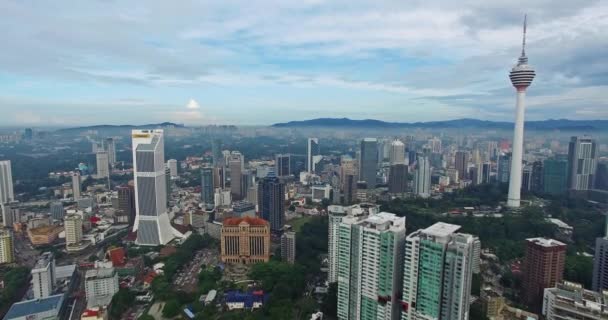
[328,204,479,320]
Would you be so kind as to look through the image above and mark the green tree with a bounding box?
[564,254,593,288]
[109,289,135,319]
[162,299,181,318]
[321,282,337,318]
[138,315,155,320]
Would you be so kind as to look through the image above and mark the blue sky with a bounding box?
[1,0,607,126]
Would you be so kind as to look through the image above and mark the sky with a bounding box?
[1,0,607,126]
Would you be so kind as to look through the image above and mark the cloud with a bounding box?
[186,98,200,109]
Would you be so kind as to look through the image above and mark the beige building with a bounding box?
[65,214,83,252]
[0,228,14,264]
[485,291,538,320]
[221,217,270,264]
[28,225,63,246]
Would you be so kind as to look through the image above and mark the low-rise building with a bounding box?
[85,267,119,308]
[225,290,267,310]
[484,289,538,320]
[543,281,608,320]
[4,293,66,320]
[27,225,63,246]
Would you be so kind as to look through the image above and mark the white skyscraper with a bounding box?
[0,160,14,204]
[96,151,110,179]
[32,252,56,299]
[307,138,320,173]
[507,16,536,208]
[64,214,83,247]
[414,154,431,198]
[337,212,406,320]
[167,159,178,178]
[401,223,476,320]
[389,140,406,165]
[132,129,176,246]
[104,138,117,165]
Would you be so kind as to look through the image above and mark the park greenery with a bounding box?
[0,267,30,313]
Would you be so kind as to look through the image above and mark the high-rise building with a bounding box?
[543,281,608,320]
[220,217,270,264]
[454,151,469,181]
[85,267,119,307]
[116,185,135,225]
[32,252,56,299]
[389,140,406,165]
[401,222,476,320]
[0,160,14,204]
[275,154,291,177]
[359,138,378,188]
[1,204,16,228]
[212,139,223,167]
[507,16,536,208]
[388,164,408,194]
[428,137,441,154]
[531,160,543,192]
[167,159,178,178]
[72,172,81,200]
[327,204,379,283]
[24,128,33,140]
[342,173,357,205]
[498,153,512,183]
[0,229,14,264]
[201,167,214,208]
[281,231,296,264]
[132,129,175,246]
[567,136,597,191]
[522,238,566,311]
[213,166,225,189]
[257,174,285,232]
[336,212,406,320]
[104,138,116,165]
[592,216,608,292]
[481,162,492,184]
[64,214,83,247]
[50,202,64,220]
[543,157,569,195]
[596,162,608,191]
[307,138,320,173]
[522,165,533,191]
[96,151,110,179]
[229,153,244,200]
[414,154,431,198]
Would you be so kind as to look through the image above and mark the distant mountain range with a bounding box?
[272,118,608,131]
[57,122,184,132]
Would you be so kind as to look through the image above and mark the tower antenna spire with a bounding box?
[521,14,527,57]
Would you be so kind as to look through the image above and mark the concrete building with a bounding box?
[50,201,64,220]
[104,138,116,165]
[455,151,469,181]
[592,216,608,291]
[337,212,406,320]
[328,204,379,283]
[220,217,270,264]
[498,153,512,183]
[232,200,256,218]
[281,231,296,264]
[64,214,83,251]
[522,238,566,311]
[388,164,408,195]
[229,152,244,200]
[413,153,431,198]
[167,159,178,178]
[95,151,110,179]
[484,290,538,320]
[359,138,378,188]
[85,267,119,308]
[72,172,81,200]
[257,173,285,232]
[4,294,66,320]
[567,136,597,191]
[0,228,14,264]
[275,154,291,177]
[0,160,14,204]
[32,252,56,299]
[543,281,608,320]
[212,139,223,167]
[401,222,476,320]
[389,140,406,165]
[116,185,135,225]
[307,138,320,173]
[132,129,176,246]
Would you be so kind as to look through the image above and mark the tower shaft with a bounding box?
[507,90,526,207]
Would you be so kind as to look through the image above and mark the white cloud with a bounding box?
[186,98,200,109]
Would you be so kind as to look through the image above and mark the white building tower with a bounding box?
[507,15,536,208]
[132,130,176,245]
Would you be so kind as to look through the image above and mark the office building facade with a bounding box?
[32,252,56,299]
[64,214,83,246]
[543,157,568,195]
[593,216,608,292]
[132,129,175,246]
[220,217,270,264]
[96,151,110,178]
[307,138,320,173]
[567,136,597,191]
[229,153,244,200]
[543,281,607,320]
[359,138,378,188]
[201,167,214,208]
[281,231,296,264]
[454,151,468,181]
[414,154,431,198]
[0,160,14,204]
[388,164,408,194]
[522,238,566,311]
[167,159,178,178]
[257,174,285,232]
[389,140,406,165]
[0,229,14,264]
[72,172,81,200]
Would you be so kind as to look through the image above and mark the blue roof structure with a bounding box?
[4,294,65,320]
[224,291,268,309]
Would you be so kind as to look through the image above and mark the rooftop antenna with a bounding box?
[521,14,527,57]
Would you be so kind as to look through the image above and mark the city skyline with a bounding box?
[1,1,607,126]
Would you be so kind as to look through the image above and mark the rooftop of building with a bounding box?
[85,267,116,280]
[56,264,76,280]
[33,251,54,270]
[4,294,64,319]
[28,225,62,235]
[423,222,461,237]
[223,216,268,227]
[548,281,608,311]
[359,212,405,230]
[526,237,566,248]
